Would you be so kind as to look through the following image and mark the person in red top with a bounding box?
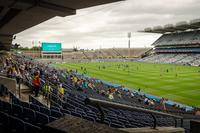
[32,71,41,97]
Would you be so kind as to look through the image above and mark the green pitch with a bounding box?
[53,61,200,107]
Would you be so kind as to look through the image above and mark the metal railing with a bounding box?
[84,97,183,129]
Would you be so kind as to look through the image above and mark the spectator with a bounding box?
[42,81,52,99]
[108,93,114,100]
[88,82,95,90]
[58,84,65,100]
[82,80,88,93]
[160,98,166,111]
[32,71,41,97]
[144,98,149,105]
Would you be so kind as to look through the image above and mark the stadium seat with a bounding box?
[110,122,125,128]
[71,111,82,118]
[9,115,25,132]
[40,106,51,115]
[30,104,40,111]
[1,101,12,113]
[50,106,61,112]
[0,111,9,130]
[49,116,58,122]
[12,104,23,117]
[35,111,49,126]
[82,115,96,122]
[24,122,41,132]
[23,107,36,123]
[20,101,30,108]
[61,109,71,115]
[50,109,63,118]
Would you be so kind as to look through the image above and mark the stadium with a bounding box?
[0,0,200,133]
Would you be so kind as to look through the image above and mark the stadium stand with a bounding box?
[139,19,200,66]
[0,52,199,132]
[22,48,150,62]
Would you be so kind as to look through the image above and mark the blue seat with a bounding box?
[20,101,30,108]
[110,121,125,128]
[49,116,58,122]
[103,119,110,125]
[50,106,60,112]
[50,109,63,118]
[86,113,98,120]
[40,106,51,115]
[23,107,36,123]
[12,104,23,117]
[52,102,61,108]
[24,122,41,132]
[76,108,86,116]
[30,104,40,111]
[61,109,71,115]
[0,100,2,110]
[2,101,12,113]
[125,123,138,128]
[83,115,96,122]
[35,111,49,126]
[0,111,9,130]
[9,115,25,132]
[64,103,75,110]
[71,111,82,118]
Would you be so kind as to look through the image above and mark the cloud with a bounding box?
[13,0,200,49]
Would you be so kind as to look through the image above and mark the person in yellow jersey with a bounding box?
[42,81,52,99]
[58,83,65,100]
[72,76,78,87]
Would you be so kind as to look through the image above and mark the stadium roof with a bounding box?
[141,18,200,34]
[0,0,123,50]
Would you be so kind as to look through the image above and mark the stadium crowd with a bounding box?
[0,52,195,114]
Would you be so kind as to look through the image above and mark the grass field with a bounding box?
[53,61,200,107]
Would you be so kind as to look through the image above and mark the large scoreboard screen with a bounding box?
[42,42,62,52]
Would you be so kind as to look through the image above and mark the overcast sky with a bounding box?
[13,0,200,49]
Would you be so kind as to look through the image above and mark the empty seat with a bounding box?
[24,122,41,132]
[23,107,36,123]
[9,115,25,132]
[20,101,30,108]
[51,102,61,108]
[71,111,82,118]
[50,106,60,112]
[103,119,110,125]
[49,116,58,122]
[12,104,23,117]
[110,122,125,128]
[64,103,76,110]
[1,101,12,113]
[50,109,63,118]
[35,111,49,126]
[30,104,40,111]
[125,123,138,128]
[0,111,9,131]
[61,109,71,115]
[40,106,51,115]
[83,115,96,122]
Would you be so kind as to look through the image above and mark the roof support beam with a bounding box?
[0,7,10,20]
[0,34,13,50]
